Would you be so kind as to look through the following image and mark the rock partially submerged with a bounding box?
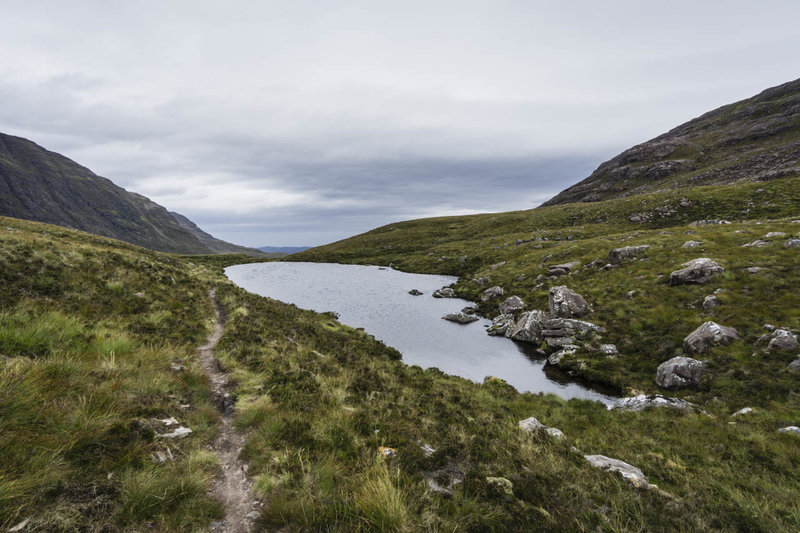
[408,289,423,296]
[442,312,479,324]
[432,287,456,298]
[609,245,650,263]
[669,258,724,285]
[584,455,649,489]
[609,394,694,413]
[656,356,706,389]
[548,286,588,318]
[508,310,548,342]
[684,321,739,354]
[487,314,516,337]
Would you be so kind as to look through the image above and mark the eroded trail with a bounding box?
[199,289,259,533]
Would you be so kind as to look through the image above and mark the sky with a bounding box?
[1,1,799,247]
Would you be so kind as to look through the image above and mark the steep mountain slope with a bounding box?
[543,78,800,205]
[0,132,263,256]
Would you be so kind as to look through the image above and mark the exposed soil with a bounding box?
[199,289,259,533]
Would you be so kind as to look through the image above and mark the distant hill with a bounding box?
[258,245,310,255]
[543,78,800,206]
[0,132,264,256]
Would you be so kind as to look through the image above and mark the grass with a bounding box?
[2,173,800,532]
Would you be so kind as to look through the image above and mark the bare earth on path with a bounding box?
[199,288,260,533]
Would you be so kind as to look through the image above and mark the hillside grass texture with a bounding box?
[2,180,800,532]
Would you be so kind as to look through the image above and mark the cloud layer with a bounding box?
[1,1,799,245]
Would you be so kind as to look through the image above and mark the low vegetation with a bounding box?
[3,172,800,532]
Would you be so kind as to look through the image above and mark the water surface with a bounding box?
[225,262,615,403]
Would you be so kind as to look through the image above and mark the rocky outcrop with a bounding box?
[757,328,799,352]
[609,394,695,413]
[656,356,707,389]
[487,314,516,336]
[684,321,739,354]
[508,310,548,343]
[583,455,649,489]
[442,312,479,324]
[608,245,650,263]
[548,286,588,318]
[669,258,724,285]
[432,287,456,298]
[481,286,504,302]
[498,296,525,315]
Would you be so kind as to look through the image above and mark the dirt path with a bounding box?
[199,288,259,533]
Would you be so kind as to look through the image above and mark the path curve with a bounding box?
[199,288,259,533]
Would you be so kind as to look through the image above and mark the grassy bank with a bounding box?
[2,211,800,531]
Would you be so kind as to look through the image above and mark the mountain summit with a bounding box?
[0,132,262,255]
[543,78,800,206]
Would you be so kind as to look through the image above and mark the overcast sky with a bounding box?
[1,1,799,246]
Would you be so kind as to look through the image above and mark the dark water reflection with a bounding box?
[225,262,616,404]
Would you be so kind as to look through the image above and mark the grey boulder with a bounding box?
[608,245,650,263]
[609,394,694,413]
[508,310,548,343]
[548,286,588,318]
[757,328,799,352]
[669,258,724,285]
[442,312,479,324]
[481,286,504,302]
[498,295,525,315]
[656,356,707,389]
[584,455,649,489]
[487,314,516,337]
[684,321,739,354]
[432,287,456,298]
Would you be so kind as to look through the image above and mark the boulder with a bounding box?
[787,358,800,373]
[583,455,649,489]
[684,321,739,354]
[548,286,588,318]
[481,286,504,302]
[608,245,650,263]
[702,295,720,311]
[681,240,702,249]
[547,345,578,366]
[689,219,730,226]
[669,258,724,285]
[732,407,753,417]
[408,289,423,296]
[785,239,800,248]
[764,232,786,239]
[498,295,525,315]
[461,306,478,315]
[548,261,580,276]
[609,394,694,413]
[545,427,566,440]
[487,314,516,337]
[757,328,799,352]
[778,426,800,436]
[742,239,770,247]
[656,356,706,389]
[473,277,490,286]
[600,344,619,355]
[508,310,548,343]
[432,287,456,298]
[442,312,479,324]
[518,416,546,432]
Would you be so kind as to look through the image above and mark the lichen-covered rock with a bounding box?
[584,455,649,489]
[656,356,707,389]
[787,358,800,373]
[546,345,578,366]
[778,426,800,436]
[608,245,650,263]
[684,321,739,354]
[764,232,786,239]
[732,407,753,417]
[498,295,525,315]
[785,239,800,248]
[548,261,580,276]
[508,310,547,343]
[442,312,479,324]
[609,394,694,413]
[518,416,545,432]
[689,219,730,227]
[702,295,720,311]
[432,287,456,298]
[545,427,566,440]
[757,328,799,352]
[681,240,702,249]
[481,286,504,302]
[487,314,516,337]
[600,344,619,355]
[669,258,724,285]
[548,286,588,318]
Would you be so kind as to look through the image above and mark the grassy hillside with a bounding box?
[3,214,800,531]
[543,78,800,205]
[0,132,265,256]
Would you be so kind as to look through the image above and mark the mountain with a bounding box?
[258,245,310,254]
[543,78,800,206]
[0,132,264,256]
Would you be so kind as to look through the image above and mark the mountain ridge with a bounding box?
[0,132,265,256]
[542,78,800,206]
